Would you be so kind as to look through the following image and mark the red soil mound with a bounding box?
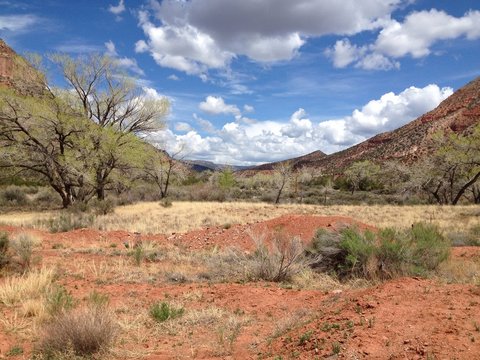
[168,214,373,251]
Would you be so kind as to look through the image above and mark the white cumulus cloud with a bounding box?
[326,9,480,70]
[152,84,452,165]
[199,96,240,116]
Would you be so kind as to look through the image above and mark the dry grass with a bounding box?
[0,201,477,235]
[0,267,55,306]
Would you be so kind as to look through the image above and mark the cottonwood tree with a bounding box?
[344,160,381,194]
[51,53,170,199]
[141,145,188,199]
[0,88,90,207]
[412,126,480,205]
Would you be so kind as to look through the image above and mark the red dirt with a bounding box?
[1,215,479,359]
[263,278,480,359]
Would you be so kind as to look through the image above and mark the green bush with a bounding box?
[46,285,75,316]
[149,302,184,323]
[308,222,450,280]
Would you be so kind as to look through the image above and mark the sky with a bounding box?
[1,0,479,165]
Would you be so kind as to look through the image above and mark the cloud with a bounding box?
[104,40,144,76]
[199,96,240,116]
[0,14,38,32]
[55,40,103,53]
[326,9,480,70]
[168,74,180,81]
[152,83,452,165]
[243,105,255,113]
[136,0,405,74]
[374,9,480,58]
[108,0,125,15]
[137,10,234,75]
[174,122,193,132]
[324,39,364,68]
[193,113,217,133]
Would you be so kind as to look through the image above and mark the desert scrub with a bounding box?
[308,222,450,280]
[0,232,10,269]
[40,212,95,233]
[0,185,28,206]
[150,301,184,323]
[37,306,117,358]
[246,231,308,282]
[10,233,40,272]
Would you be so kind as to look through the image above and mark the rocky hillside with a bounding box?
[0,39,46,95]
[241,150,327,174]
[249,76,480,174]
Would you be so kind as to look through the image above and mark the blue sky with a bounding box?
[1,0,479,165]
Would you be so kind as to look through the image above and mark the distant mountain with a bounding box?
[248,76,480,174]
[184,159,251,172]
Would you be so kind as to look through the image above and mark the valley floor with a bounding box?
[0,202,479,359]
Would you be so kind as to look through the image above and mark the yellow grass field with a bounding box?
[0,201,478,234]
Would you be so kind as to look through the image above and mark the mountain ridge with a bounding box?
[246,76,480,174]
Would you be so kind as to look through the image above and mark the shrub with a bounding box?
[0,232,10,269]
[39,306,117,357]
[46,285,75,316]
[34,188,60,205]
[43,213,95,233]
[150,302,184,323]
[90,199,115,215]
[10,233,39,272]
[308,222,450,280]
[0,186,28,205]
[159,198,173,208]
[247,232,307,282]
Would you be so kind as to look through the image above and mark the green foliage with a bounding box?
[218,168,236,189]
[87,290,109,308]
[6,345,24,356]
[309,223,450,280]
[46,285,75,316]
[344,160,381,193]
[149,302,184,323]
[132,246,144,266]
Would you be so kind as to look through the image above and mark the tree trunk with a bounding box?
[275,183,285,204]
[452,171,480,205]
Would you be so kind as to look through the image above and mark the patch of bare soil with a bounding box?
[262,277,480,359]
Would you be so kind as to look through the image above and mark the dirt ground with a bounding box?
[0,214,479,359]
